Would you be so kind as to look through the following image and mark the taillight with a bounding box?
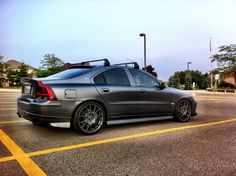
[36,81,56,101]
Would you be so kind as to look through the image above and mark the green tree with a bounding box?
[143,65,158,77]
[18,62,29,78]
[189,70,210,89]
[16,62,30,85]
[168,72,181,88]
[168,71,186,88]
[41,54,64,70]
[6,69,18,86]
[37,54,64,77]
[168,70,209,89]
[5,62,31,87]
[0,54,4,74]
[0,54,4,87]
[184,72,192,90]
[36,69,53,78]
[211,44,236,85]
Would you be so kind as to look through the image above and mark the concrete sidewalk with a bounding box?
[0,88,21,93]
[184,90,236,96]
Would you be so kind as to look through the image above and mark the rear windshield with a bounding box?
[46,68,91,79]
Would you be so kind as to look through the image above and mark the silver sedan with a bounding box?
[17,59,197,135]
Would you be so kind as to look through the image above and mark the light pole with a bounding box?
[210,37,213,89]
[139,33,146,70]
[187,61,192,70]
[210,60,213,89]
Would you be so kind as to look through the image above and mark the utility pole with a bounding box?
[210,37,213,89]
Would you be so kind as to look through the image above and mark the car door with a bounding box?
[128,69,171,115]
[93,68,138,118]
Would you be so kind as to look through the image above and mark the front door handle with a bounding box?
[139,89,148,94]
[101,88,110,93]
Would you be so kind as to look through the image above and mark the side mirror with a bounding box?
[160,82,166,90]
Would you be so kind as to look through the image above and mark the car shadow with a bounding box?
[31,115,198,136]
[106,117,174,129]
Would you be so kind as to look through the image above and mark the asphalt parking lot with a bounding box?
[0,90,236,176]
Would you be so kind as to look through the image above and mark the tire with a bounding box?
[173,99,192,122]
[72,101,106,135]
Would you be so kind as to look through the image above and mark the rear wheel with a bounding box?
[72,102,105,135]
[174,99,192,122]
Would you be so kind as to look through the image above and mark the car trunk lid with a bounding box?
[21,78,56,100]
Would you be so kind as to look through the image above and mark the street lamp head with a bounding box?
[187,61,192,70]
[139,33,146,37]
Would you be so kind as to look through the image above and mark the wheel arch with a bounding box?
[171,97,193,113]
[70,99,108,125]
[173,97,193,122]
[175,97,193,108]
[176,97,193,107]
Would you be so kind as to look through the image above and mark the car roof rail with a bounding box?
[114,62,139,69]
[81,58,110,67]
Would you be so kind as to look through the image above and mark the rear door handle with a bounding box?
[101,88,110,93]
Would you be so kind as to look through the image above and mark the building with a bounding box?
[0,59,37,87]
[224,74,236,86]
[4,60,37,74]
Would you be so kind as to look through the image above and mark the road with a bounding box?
[0,91,236,176]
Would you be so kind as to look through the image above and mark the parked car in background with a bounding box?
[17,59,197,135]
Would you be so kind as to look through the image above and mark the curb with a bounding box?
[184,90,236,96]
[0,88,21,93]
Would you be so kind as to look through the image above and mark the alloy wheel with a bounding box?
[77,104,104,134]
[175,99,192,122]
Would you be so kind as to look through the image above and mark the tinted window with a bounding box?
[129,69,160,87]
[46,68,91,79]
[94,68,130,86]
[94,73,106,85]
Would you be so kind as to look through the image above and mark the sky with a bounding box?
[0,0,236,80]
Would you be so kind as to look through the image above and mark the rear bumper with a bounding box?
[17,97,72,123]
[17,109,71,123]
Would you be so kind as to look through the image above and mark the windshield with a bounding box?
[46,68,91,79]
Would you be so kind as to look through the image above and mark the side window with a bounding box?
[129,69,160,87]
[94,73,106,85]
[94,68,130,86]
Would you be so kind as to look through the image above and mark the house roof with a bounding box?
[4,59,37,70]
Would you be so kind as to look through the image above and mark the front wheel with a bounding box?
[174,99,192,122]
[72,102,106,135]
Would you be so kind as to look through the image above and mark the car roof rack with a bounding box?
[81,58,110,67]
[114,62,139,69]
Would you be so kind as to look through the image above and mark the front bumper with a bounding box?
[17,97,72,123]
[191,101,197,116]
